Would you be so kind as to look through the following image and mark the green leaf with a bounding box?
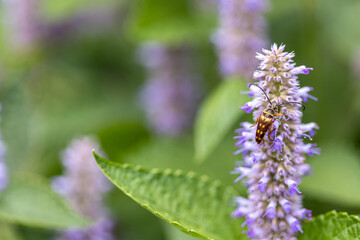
[93,152,246,240]
[194,80,249,162]
[0,223,22,240]
[299,211,360,240]
[317,0,360,62]
[40,0,121,21]
[302,142,360,207]
[128,0,215,44]
[126,136,246,194]
[163,222,201,240]
[0,175,89,229]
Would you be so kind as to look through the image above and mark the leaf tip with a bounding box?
[92,149,98,159]
[92,151,107,170]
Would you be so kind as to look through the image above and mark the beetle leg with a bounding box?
[250,116,260,128]
[274,112,282,117]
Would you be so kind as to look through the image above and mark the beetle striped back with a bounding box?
[255,111,274,144]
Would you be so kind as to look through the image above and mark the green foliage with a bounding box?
[1,64,142,175]
[300,211,360,240]
[126,136,246,193]
[317,0,360,62]
[0,176,89,229]
[302,142,360,208]
[40,0,121,21]
[163,222,200,240]
[128,0,215,44]
[194,80,249,162]
[97,122,150,162]
[93,152,246,240]
[1,0,360,238]
[1,83,31,173]
[0,223,21,240]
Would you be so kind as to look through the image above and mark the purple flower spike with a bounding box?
[231,44,318,239]
[2,0,41,51]
[0,160,7,192]
[213,0,268,79]
[139,43,201,137]
[0,106,8,193]
[53,137,114,240]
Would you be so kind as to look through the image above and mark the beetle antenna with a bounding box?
[277,101,306,111]
[249,83,272,105]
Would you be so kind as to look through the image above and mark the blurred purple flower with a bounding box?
[52,136,114,240]
[139,42,201,137]
[2,0,42,50]
[0,104,8,193]
[213,0,268,79]
[232,44,319,239]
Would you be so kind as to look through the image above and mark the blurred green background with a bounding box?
[0,0,360,239]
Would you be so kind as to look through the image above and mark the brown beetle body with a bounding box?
[251,106,281,144]
[247,83,305,144]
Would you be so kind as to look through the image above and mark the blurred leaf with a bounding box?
[128,0,215,44]
[0,223,22,240]
[194,80,249,162]
[0,175,89,229]
[106,190,166,240]
[93,152,246,240]
[97,122,150,162]
[317,0,360,62]
[299,211,360,240]
[40,0,121,21]
[1,83,31,173]
[2,67,142,175]
[302,142,360,208]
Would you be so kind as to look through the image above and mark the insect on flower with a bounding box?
[249,84,305,144]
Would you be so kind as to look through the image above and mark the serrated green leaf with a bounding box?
[194,80,249,162]
[163,222,201,240]
[302,142,360,207]
[0,223,22,240]
[126,136,246,194]
[93,152,246,240]
[0,176,89,229]
[299,211,360,240]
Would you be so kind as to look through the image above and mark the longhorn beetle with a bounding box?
[248,84,305,144]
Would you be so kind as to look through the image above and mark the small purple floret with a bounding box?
[239,103,253,114]
[271,136,284,151]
